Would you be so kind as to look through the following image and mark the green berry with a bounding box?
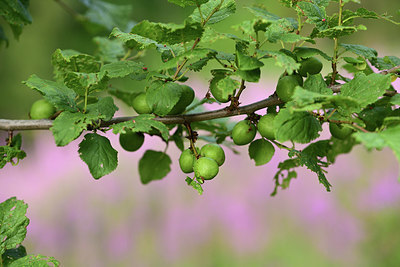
[168,85,195,115]
[232,120,257,146]
[193,157,219,180]
[257,113,277,140]
[119,131,145,152]
[298,57,323,77]
[132,93,152,114]
[276,75,300,102]
[329,123,353,140]
[30,99,56,119]
[200,144,225,166]
[179,148,196,173]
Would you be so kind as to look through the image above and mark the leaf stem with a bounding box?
[83,86,89,113]
[331,0,344,85]
[184,123,199,157]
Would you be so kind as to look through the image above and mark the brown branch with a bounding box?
[0,96,283,132]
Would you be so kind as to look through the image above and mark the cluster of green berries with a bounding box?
[179,144,225,181]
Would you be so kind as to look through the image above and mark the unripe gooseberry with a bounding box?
[298,57,323,77]
[168,85,195,115]
[179,148,196,173]
[276,75,300,102]
[132,93,152,114]
[257,113,277,140]
[119,131,145,152]
[232,120,257,146]
[200,143,225,166]
[193,157,219,180]
[329,123,353,140]
[30,99,56,119]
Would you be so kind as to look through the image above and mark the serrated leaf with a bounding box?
[79,0,134,32]
[8,254,59,267]
[51,49,101,81]
[275,109,322,143]
[355,125,400,180]
[312,25,366,39]
[190,0,236,25]
[303,74,331,94]
[236,49,264,71]
[258,50,299,74]
[0,0,32,41]
[130,19,203,45]
[2,245,27,265]
[236,68,261,82]
[78,133,118,179]
[265,19,305,43]
[99,61,146,79]
[159,48,217,71]
[248,139,275,166]
[340,73,391,113]
[297,2,327,30]
[0,134,26,169]
[185,177,204,195]
[50,112,93,147]
[93,36,125,63]
[0,197,29,255]
[390,94,400,105]
[64,71,109,96]
[168,0,208,7]
[340,43,377,60]
[245,6,281,22]
[271,158,298,196]
[146,81,183,116]
[86,97,118,121]
[210,75,240,101]
[293,47,332,61]
[370,56,400,70]
[139,150,171,184]
[110,27,160,50]
[111,114,169,141]
[23,74,78,112]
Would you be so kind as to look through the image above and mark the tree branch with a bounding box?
[0,96,283,131]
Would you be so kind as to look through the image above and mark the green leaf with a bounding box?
[23,74,78,112]
[78,133,118,179]
[210,74,240,101]
[293,47,332,61]
[355,125,400,180]
[275,109,322,143]
[299,146,332,192]
[236,48,264,71]
[93,36,125,63]
[64,72,109,96]
[159,48,217,71]
[248,139,275,166]
[51,49,101,81]
[185,177,204,195]
[0,0,32,41]
[303,74,331,94]
[258,50,300,75]
[86,97,118,121]
[190,0,236,25]
[79,0,135,32]
[236,68,261,82]
[50,112,93,147]
[340,73,391,113]
[111,114,169,141]
[0,197,29,255]
[130,19,203,45]
[139,150,172,184]
[110,27,160,50]
[370,56,400,70]
[0,134,26,169]
[312,25,366,39]
[146,81,183,116]
[8,254,59,267]
[168,0,208,8]
[245,6,281,22]
[271,158,298,196]
[265,19,305,43]
[297,2,327,30]
[340,43,377,60]
[390,94,400,106]
[99,61,146,79]
[1,245,27,266]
